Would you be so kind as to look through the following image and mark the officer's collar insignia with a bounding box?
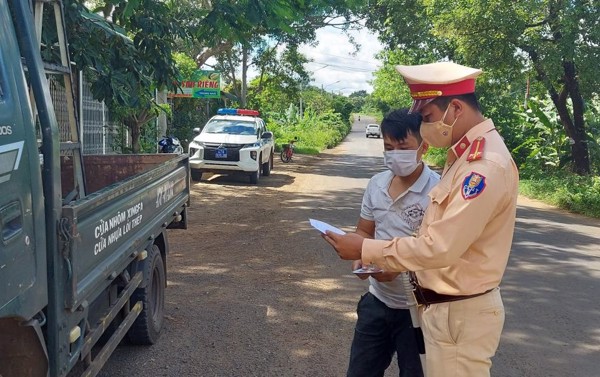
[462,172,486,200]
[453,135,470,158]
[467,136,486,162]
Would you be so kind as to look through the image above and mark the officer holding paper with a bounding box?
[323,61,519,377]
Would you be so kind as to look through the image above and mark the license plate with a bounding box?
[215,148,227,158]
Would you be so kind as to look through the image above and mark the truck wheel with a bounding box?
[262,153,273,176]
[128,244,165,345]
[191,170,203,182]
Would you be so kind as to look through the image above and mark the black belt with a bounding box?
[414,285,495,306]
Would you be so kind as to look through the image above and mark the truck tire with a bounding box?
[191,170,203,182]
[262,152,273,176]
[128,244,165,345]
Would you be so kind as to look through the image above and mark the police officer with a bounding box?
[323,61,519,377]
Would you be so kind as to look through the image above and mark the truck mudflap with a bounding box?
[61,154,190,311]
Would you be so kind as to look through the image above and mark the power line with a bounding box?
[313,52,381,66]
[306,61,376,73]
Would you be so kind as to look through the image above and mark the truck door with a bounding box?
[0,0,47,320]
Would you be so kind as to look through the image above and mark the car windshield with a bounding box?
[203,120,257,135]
[368,125,378,129]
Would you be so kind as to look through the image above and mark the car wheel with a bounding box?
[263,152,273,176]
[250,155,261,184]
[190,170,203,181]
[127,244,165,345]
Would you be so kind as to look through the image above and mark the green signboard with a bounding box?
[170,70,221,99]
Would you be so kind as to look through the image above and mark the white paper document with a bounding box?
[309,218,346,235]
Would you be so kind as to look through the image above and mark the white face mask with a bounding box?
[383,144,423,177]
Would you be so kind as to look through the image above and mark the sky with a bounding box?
[207,24,384,97]
[299,26,383,96]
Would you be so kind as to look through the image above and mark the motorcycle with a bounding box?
[158,135,184,154]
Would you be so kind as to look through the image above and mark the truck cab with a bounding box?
[188,108,275,184]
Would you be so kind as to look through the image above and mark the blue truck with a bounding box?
[0,1,190,376]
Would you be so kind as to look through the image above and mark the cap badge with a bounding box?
[462,172,486,200]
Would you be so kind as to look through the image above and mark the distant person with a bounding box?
[358,115,361,121]
[323,62,519,377]
[346,109,439,377]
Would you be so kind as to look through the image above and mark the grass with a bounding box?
[519,174,600,218]
[425,147,600,219]
[274,142,319,155]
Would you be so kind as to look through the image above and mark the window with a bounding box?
[203,120,257,135]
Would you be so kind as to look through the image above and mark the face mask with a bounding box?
[420,104,460,148]
[384,144,423,177]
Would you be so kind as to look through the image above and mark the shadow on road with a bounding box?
[497,206,600,376]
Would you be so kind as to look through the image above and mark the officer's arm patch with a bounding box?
[461,172,486,200]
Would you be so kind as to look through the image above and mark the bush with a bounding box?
[266,106,350,154]
[423,147,448,169]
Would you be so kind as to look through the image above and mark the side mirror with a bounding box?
[193,127,201,135]
[261,131,273,139]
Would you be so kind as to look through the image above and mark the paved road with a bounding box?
[322,116,600,376]
[98,116,600,376]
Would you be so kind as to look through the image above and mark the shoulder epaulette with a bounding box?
[467,136,485,162]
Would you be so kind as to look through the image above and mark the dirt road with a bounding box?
[99,119,392,377]
[99,117,600,377]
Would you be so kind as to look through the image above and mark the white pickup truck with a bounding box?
[188,108,275,184]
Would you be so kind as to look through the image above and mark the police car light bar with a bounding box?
[216,108,260,116]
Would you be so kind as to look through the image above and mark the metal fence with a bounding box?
[48,72,125,155]
[79,75,123,154]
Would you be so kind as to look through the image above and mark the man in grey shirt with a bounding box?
[348,109,439,377]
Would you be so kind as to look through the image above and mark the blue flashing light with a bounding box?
[217,108,238,115]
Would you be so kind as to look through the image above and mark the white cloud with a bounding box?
[299,26,383,96]
[207,25,383,97]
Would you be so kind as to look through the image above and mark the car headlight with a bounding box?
[243,141,261,148]
[188,141,205,157]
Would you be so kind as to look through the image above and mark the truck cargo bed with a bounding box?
[61,153,190,310]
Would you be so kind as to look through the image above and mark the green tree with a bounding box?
[365,0,600,175]
[61,0,186,153]
[348,90,368,113]
[177,0,366,106]
[369,50,413,113]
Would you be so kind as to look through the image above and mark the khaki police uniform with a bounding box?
[360,62,519,377]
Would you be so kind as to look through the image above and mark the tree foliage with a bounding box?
[364,0,600,175]
[59,0,365,152]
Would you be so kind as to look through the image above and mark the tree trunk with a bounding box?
[125,118,141,154]
[524,47,591,175]
[562,60,590,175]
[241,45,248,108]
